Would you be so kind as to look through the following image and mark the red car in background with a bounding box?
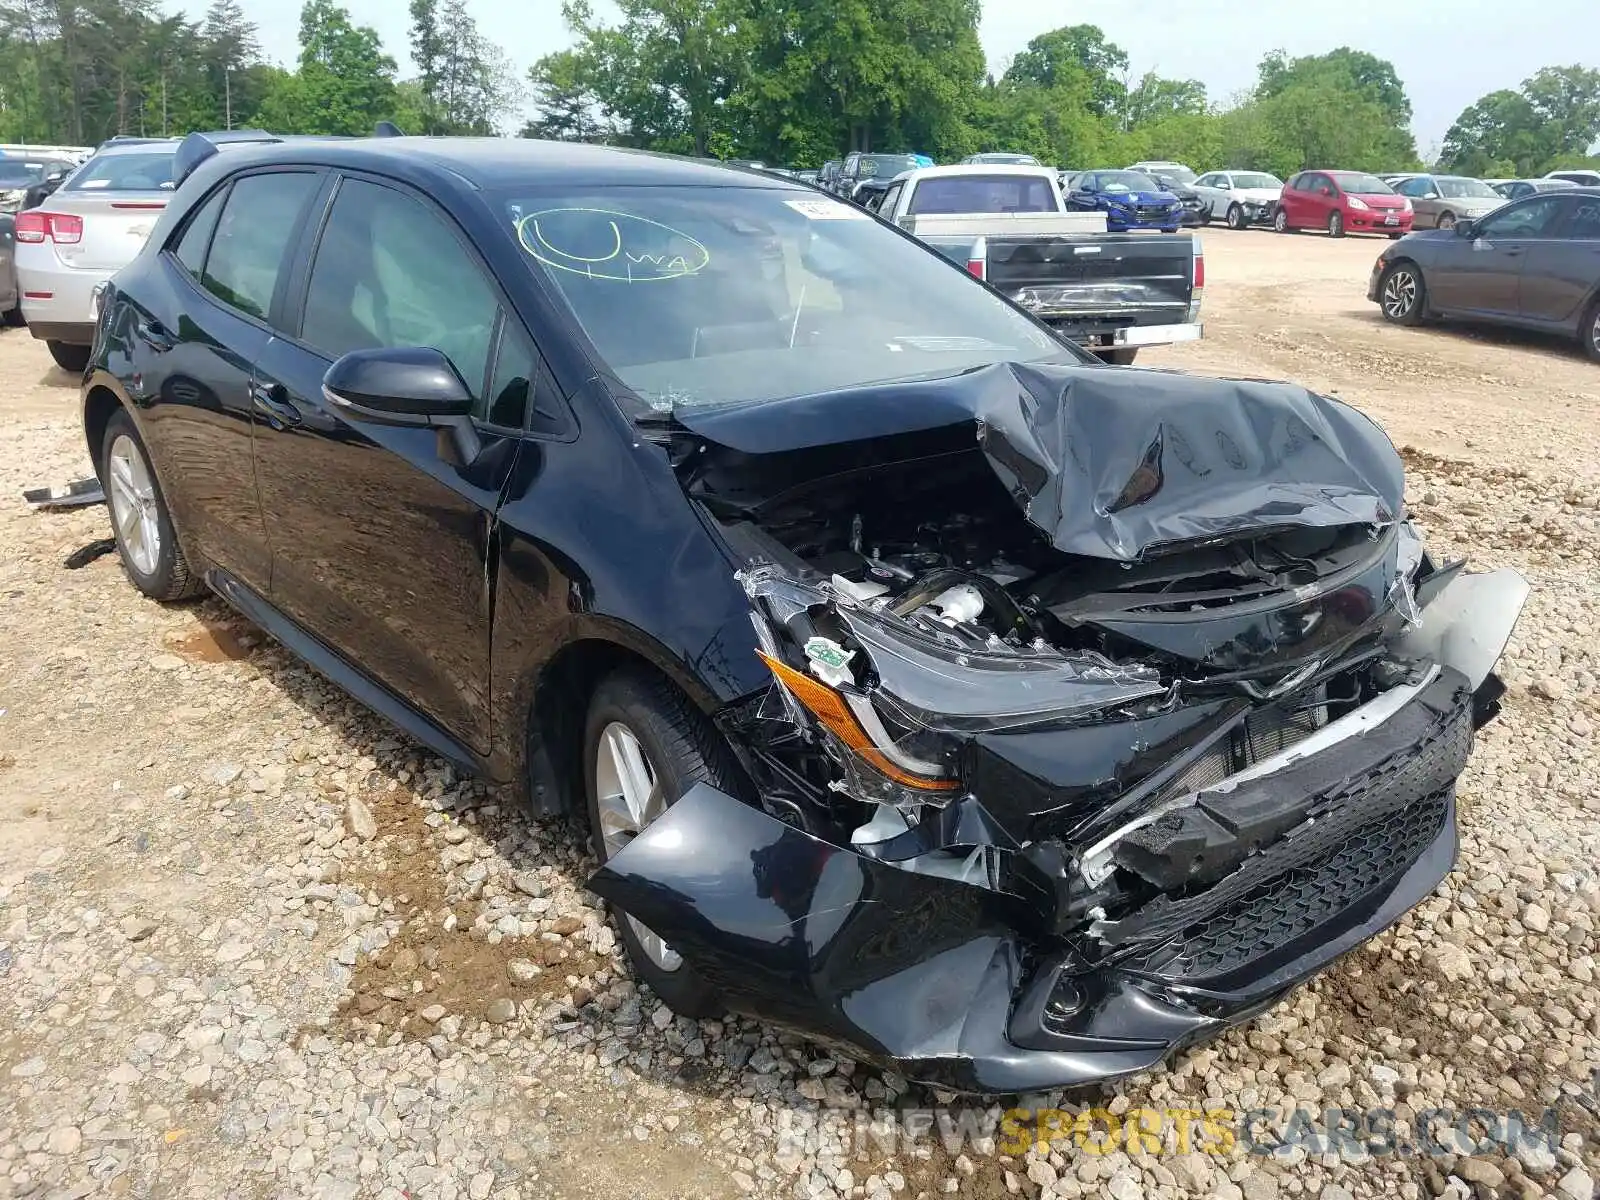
[1274,170,1413,238]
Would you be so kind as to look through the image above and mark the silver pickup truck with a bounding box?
[864,165,1203,364]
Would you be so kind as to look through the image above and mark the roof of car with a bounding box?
[903,163,1059,179]
[192,136,805,192]
[95,138,181,157]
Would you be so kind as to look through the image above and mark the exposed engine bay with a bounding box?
[590,361,1529,1093]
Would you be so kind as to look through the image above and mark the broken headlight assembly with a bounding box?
[743,565,1167,813]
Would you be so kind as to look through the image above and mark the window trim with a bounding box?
[281,168,575,442]
[164,180,229,280]
[1479,194,1570,241]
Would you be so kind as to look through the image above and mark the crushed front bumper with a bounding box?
[590,661,1474,1093]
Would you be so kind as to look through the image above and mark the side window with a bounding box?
[1195,174,1217,189]
[301,178,499,413]
[1563,198,1600,239]
[487,321,535,428]
[172,187,226,278]
[1509,183,1531,199]
[1396,177,1427,197]
[878,182,904,215]
[1479,196,1566,239]
[201,172,319,321]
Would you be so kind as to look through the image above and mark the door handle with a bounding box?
[251,382,302,429]
[136,317,175,352]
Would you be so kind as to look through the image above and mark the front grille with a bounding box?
[1105,677,1472,954]
[1151,689,1329,807]
[1135,205,1174,221]
[1150,788,1451,979]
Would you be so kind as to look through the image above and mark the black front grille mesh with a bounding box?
[1151,788,1451,980]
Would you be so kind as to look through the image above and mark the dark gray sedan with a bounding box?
[1368,187,1600,362]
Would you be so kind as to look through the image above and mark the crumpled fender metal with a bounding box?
[670,361,1404,563]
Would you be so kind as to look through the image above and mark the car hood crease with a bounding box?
[671,361,1406,563]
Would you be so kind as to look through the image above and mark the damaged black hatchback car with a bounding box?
[86,133,1527,1094]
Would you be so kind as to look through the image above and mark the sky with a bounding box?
[179,0,1600,159]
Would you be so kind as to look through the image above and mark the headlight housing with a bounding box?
[1347,196,1370,211]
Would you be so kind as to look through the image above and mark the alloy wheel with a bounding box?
[1228,205,1245,230]
[1274,209,1288,233]
[1382,268,1418,321]
[1590,307,1600,356]
[1329,212,1344,237]
[593,721,681,972]
[106,434,161,577]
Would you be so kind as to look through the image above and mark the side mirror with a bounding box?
[1423,190,1439,199]
[323,346,482,464]
[1455,220,1476,238]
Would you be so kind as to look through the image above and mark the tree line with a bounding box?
[0,0,1594,182]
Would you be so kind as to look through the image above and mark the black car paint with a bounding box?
[85,136,1519,1096]
[1370,188,1600,339]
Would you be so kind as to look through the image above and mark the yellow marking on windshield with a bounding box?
[514,208,710,282]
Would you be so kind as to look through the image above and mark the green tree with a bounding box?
[1439,66,1600,176]
[408,0,518,134]
[200,0,259,128]
[1257,47,1411,127]
[525,48,605,141]
[260,0,397,136]
[1003,24,1128,118]
[1122,72,1207,129]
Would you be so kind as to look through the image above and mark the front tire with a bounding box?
[1097,348,1138,366]
[1379,262,1427,326]
[1274,207,1294,234]
[1328,211,1345,238]
[583,669,737,1019]
[1227,204,1247,230]
[100,408,203,601]
[3,304,23,327]
[48,340,90,373]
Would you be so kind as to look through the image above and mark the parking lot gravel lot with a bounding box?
[2,229,1598,1200]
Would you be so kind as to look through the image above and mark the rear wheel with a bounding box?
[1227,204,1247,230]
[583,669,736,1018]
[1581,297,1600,364]
[2,303,23,327]
[1378,262,1427,326]
[47,340,90,373]
[1328,211,1345,238]
[1097,348,1138,366]
[1274,207,1294,234]
[100,408,204,601]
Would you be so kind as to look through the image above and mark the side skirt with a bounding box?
[206,567,487,781]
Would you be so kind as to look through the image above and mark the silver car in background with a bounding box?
[1192,170,1284,228]
[15,139,177,372]
[1391,174,1505,230]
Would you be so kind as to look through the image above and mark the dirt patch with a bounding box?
[338,786,604,1040]
[162,620,256,663]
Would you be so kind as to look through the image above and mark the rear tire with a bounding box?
[2,304,23,327]
[1097,348,1138,366]
[1328,211,1345,238]
[47,340,90,373]
[99,408,204,601]
[583,668,737,1019]
[1581,297,1600,365]
[1227,204,1247,230]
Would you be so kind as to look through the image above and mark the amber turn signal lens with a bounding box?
[757,652,959,792]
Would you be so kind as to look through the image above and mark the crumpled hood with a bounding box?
[670,362,1405,562]
[1104,190,1175,207]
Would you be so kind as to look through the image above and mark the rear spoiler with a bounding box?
[172,130,281,189]
[172,122,410,189]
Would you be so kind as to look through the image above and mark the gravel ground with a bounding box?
[2,230,1598,1200]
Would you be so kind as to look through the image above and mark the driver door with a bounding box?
[1428,195,1567,317]
[249,173,531,754]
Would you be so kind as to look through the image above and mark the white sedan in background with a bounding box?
[1193,170,1285,229]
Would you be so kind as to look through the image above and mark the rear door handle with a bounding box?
[251,382,302,429]
[136,317,175,351]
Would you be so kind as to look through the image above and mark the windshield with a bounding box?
[1231,172,1281,189]
[856,155,919,179]
[1097,171,1160,193]
[908,174,1057,214]
[1330,172,1394,195]
[1438,177,1500,198]
[502,186,1073,410]
[64,150,174,192]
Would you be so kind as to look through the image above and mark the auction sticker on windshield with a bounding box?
[784,198,869,220]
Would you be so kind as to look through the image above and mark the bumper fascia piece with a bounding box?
[588,566,1526,1095]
